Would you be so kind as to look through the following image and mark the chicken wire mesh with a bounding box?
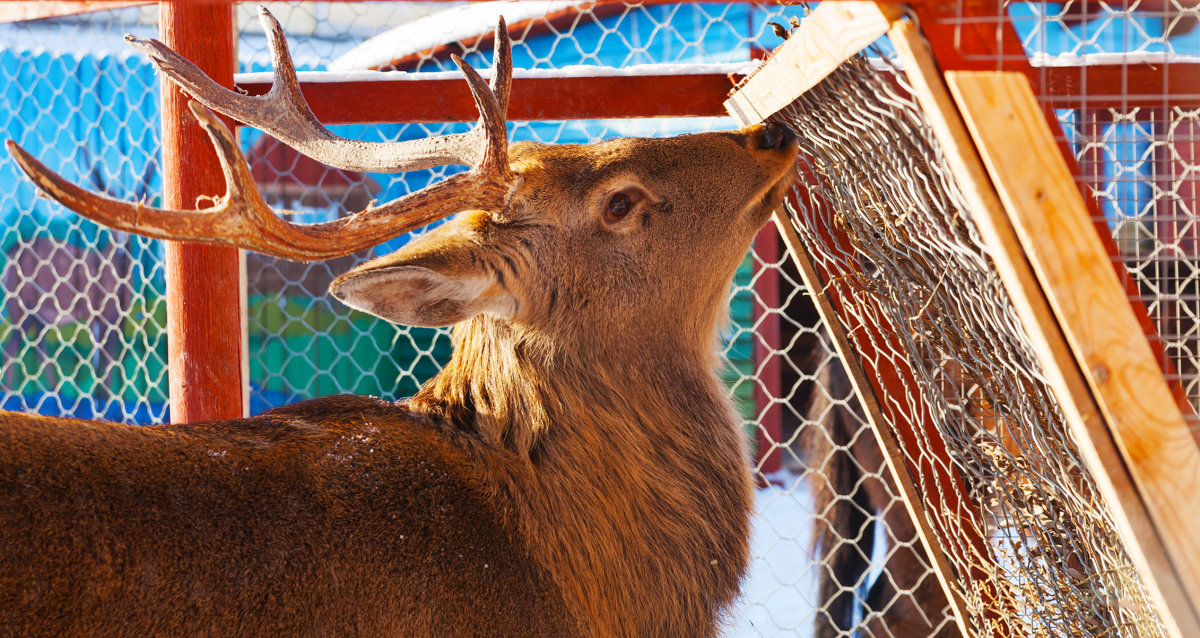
[923,0,1200,425]
[772,47,1166,638]
[0,9,166,422]
[0,2,949,637]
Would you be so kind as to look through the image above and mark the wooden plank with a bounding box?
[160,1,244,423]
[723,1,903,126]
[772,208,972,638]
[235,73,743,125]
[0,0,148,23]
[948,69,1200,624]
[891,18,1198,638]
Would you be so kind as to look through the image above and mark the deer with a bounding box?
[0,9,798,638]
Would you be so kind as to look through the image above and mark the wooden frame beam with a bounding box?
[949,68,1200,636]
[723,1,903,125]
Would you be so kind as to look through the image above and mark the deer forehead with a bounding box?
[509,133,751,196]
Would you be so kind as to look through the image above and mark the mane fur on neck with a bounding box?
[409,313,754,636]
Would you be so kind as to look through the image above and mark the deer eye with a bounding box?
[603,188,644,223]
[606,193,631,220]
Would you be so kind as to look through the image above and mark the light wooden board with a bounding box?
[890,22,1198,638]
[723,1,902,127]
[948,69,1200,628]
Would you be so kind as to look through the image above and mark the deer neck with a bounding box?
[411,314,753,635]
[413,313,736,460]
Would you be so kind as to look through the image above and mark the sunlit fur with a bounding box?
[0,125,796,636]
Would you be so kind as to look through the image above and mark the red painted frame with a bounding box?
[160,1,243,422]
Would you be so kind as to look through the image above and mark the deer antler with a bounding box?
[6,8,515,262]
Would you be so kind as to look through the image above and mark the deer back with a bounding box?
[0,395,575,636]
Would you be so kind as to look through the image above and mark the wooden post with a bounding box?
[160,1,244,422]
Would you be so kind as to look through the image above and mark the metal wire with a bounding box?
[776,54,1166,637]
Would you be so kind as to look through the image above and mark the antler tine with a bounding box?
[7,11,517,262]
[452,54,511,180]
[490,16,512,116]
[126,6,512,174]
[7,102,510,262]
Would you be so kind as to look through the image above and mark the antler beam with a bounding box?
[127,6,511,172]
[7,7,515,262]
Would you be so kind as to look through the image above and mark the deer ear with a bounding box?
[330,264,516,328]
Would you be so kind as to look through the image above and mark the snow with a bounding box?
[726,471,819,638]
[235,61,763,86]
[1029,50,1200,66]
[329,1,587,73]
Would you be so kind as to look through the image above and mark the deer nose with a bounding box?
[757,123,796,150]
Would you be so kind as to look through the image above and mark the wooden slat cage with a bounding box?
[728,1,1200,636]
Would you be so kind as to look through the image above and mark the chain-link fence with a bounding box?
[1,8,166,422]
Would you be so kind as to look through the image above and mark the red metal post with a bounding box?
[160,1,244,422]
[751,224,783,479]
[234,74,745,125]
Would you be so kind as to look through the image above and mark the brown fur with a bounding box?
[0,126,797,636]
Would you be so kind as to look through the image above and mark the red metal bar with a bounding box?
[1041,63,1200,108]
[751,224,782,480]
[161,1,243,423]
[235,73,742,125]
[231,62,1199,127]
